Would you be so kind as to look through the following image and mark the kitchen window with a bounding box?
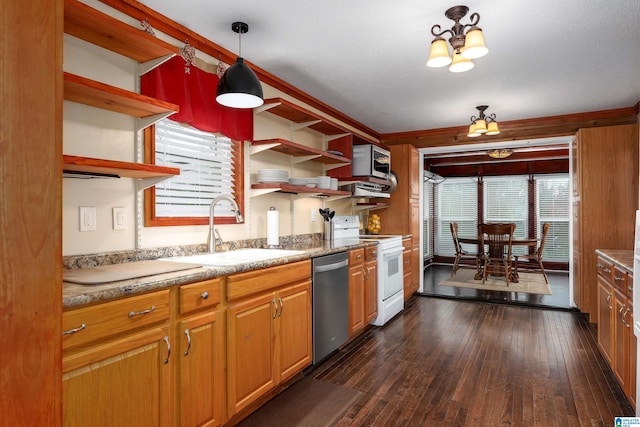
[435,177,478,256]
[535,175,570,261]
[144,118,244,226]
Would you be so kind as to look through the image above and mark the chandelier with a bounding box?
[426,5,488,73]
[467,105,500,137]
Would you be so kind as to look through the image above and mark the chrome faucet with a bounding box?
[208,195,243,253]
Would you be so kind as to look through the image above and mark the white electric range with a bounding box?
[332,216,404,326]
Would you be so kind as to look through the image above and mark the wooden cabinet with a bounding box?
[349,248,366,336]
[572,124,638,321]
[62,290,172,427]
[175,279,225,427]
[377,144,422,298]
[63,0,180,188]
[226,261,312,416]
[596,256,636,409]
[365,246,378,323]
[402,237,413,302]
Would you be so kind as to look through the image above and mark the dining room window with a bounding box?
[483,176,529,255]
[535,174,570,261]
[435,177,478,256]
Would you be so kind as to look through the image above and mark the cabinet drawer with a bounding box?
[63,289,170,350]
[403,250,411,272]
[365,245,378,262]
[596,257,614,283]
[227,260,311,301]
[402,237,412,251]
[179,278,221,315]
[613,266,628,294]
[349,248,365,266]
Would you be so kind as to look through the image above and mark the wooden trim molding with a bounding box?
[382,106,639,148]
[97,0,379,140]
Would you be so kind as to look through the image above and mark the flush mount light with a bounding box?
[487,149,513,159]
[216,22,264,109]
[427,5,488,73]
[467,105,500,138]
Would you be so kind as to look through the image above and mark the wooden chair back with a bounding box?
[479,223,515,259]
[450,222,462,255]
[536,223,550,259]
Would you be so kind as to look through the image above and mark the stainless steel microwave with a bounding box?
[352,144,390,180]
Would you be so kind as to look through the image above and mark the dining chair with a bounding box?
[449,222,478,276]
[478,222,515,286]
[513,223,550,283]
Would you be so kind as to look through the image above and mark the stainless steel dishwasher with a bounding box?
[312,251,350,364]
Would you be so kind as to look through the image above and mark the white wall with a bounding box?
[62,9,362,255]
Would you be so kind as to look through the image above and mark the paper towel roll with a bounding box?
[267,207,279,246]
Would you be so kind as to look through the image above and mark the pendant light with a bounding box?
[468,105,500,137]
[216,22,264,109]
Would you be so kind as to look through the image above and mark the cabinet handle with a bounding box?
[603,267,611,273]
[184,329,192,356]
[606,294,612,309]
[371,250,377,256]
[362,267,368,279]
[200,291,209,300]
[62,323,86,335]
[357,254,362,259]
[163,336,171,364]
[128,305,156,318]
[623,308,631,328]
[614,276,624,282]
[272,299,278,319]
[278,297,284,317]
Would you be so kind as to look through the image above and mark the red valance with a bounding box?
[141,56,253,141]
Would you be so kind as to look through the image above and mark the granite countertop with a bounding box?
[63,239,376,309]
[595,249,634,274]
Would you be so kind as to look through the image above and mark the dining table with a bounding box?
[458,236,539,281]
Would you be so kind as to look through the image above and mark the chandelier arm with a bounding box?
[430,25,454,39]
[465,12,481,29]
[470,115,479,123]
[486,113,497,122]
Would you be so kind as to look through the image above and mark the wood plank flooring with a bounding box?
[306,297,634,426]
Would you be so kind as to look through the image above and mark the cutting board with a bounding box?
[64,260,202,285]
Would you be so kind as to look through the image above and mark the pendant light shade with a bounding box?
[486,121,501,135]
[468,123,481,137]
[216,22,264,109]
[460,27,488,59]
[216,57,264,108]
[426,38,452,68]
[449,51,474,73]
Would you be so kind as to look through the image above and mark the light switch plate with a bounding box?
[79,206,96,231]
[112,207,126,230]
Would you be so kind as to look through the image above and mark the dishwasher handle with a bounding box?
[314,258,349,273]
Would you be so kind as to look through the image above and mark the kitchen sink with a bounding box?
[159,248,306,266]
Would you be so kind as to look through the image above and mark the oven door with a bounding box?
[380,247,404,300]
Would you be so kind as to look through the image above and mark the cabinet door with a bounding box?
[597,279,614,365]
[349,266,365,336]
[227,293,277,415]
[409,146,419,199]
[411,244,421,294]
[63,325,172,427]
[365,260,378,322]
[277,281,312,382]
[613,289,629,389]
[629,307,637,409]
[178,310,224,427]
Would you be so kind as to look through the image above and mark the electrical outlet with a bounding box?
[79,206,96,231]
[311,209,316,222]
[112,207,126,230]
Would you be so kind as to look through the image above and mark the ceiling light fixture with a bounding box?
[426,5,488,73]
[467,105,500,138]
[487,149,513,159]
[216,22,264,109]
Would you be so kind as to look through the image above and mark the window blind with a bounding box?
[154,118,237,217]
[535,174,570,261]
[483,176,529,255]
[423,180,435,259]
[435,177,478,256]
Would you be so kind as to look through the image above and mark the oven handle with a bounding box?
[382,247,404,259]
[314,259,349,273]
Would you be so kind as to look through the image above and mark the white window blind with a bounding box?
[535,174,570,261]
[435,177,478,256]
[423,180,435,259]
[483,176,529,255]
[154,118,237,217]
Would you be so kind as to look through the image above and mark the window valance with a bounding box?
[141,56,253,141]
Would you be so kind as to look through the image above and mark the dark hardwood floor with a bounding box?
[303,296,634,426]
[422,263,572,309]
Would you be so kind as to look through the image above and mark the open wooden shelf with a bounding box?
[251,183,350,197]
[354,202,390,211]
[259,98,351,137]
[64,72,179,119]
[251,138,351,165]
[63,155,179,179]
[64,0,178,64]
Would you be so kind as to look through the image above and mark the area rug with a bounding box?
[438,268,552,295]
[237,377,362,427]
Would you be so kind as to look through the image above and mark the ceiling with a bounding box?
[137,0,640,137]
